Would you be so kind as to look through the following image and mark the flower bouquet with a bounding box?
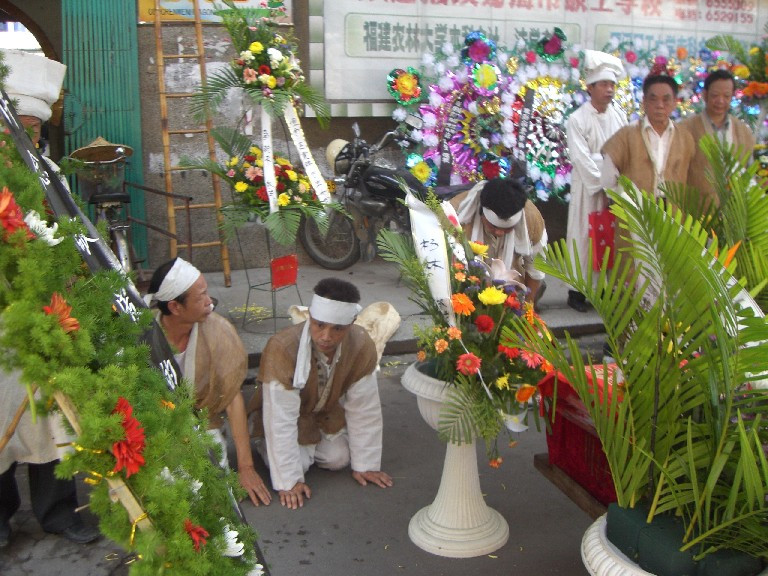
[191,0,328,123]
[183,127,343,246]
[378,190,553,464]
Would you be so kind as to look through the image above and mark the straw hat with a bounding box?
[70,136,133,162]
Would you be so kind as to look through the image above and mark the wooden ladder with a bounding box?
[152,0,231,286]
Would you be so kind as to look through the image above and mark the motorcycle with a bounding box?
[298,121,471,270]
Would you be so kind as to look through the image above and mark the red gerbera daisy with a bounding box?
[456,352,481,375]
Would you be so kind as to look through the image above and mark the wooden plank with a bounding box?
[533,452,607,520]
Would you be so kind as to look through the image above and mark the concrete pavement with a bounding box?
[0,260,605,576]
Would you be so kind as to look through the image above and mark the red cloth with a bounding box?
[588,209,615,270]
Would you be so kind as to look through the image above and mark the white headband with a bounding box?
[309,294,362,325]
[482,207,523,229]
[143,258,201,306]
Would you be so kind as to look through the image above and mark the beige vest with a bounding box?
[251,322,378,445]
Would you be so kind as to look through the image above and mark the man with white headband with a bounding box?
[451,177,548,305]
[250,278,392,509]
[147,258,272,507]
[565,50,627,312]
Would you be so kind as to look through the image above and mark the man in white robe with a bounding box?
[565,50,627,311]
[250,278,393,509]
[0,49,100,548]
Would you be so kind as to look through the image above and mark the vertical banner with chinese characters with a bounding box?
[318,0,768,108]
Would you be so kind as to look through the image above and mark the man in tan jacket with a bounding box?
[679,69,756,210]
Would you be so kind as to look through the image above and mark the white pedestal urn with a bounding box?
[401,362,509,558]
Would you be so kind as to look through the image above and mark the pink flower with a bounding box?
[468,40,491,63]
[625,51,637,64]
[245,166,263,181]
[570,57,580,68]
[525,51,537,64]
[521,350,543,369]
[543,35,562,55]
[243,67,257,84]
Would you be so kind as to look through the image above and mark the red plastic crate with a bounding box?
[538,368,618,506]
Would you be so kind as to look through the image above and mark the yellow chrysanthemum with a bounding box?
[495,375,510,390]
[234,181,249,193]
[410,161,432,183]
[249,41,264,54]
[242,162,252,169]
[265,75,277,89]
[277,193,291,207]
[227,156,239,167]
[468,241,488,256]
[275,157,290,166]
[478,286,506,306]
[733,64,750,79]
[249,146,262,157]
[285,169,298,181]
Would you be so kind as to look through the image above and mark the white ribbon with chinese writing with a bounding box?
[406,190,455,326]
[283,104,331,204]
[260,106,278,213]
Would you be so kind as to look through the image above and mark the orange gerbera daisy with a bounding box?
[515,384,537,403]
[456,352,481,375]
[43,292,80,334]
[451,293,475,315]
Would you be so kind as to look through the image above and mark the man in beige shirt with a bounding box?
[679,69,756,210]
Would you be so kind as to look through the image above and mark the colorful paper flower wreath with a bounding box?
[406,153,437,187]
[387,67,422,105]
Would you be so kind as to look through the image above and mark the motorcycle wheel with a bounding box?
[298,212,361,270]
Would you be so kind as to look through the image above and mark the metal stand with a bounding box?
[237,230,302,332]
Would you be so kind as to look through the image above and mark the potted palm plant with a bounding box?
[503,137,768,575]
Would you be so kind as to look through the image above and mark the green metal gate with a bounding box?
[62,0,147,263]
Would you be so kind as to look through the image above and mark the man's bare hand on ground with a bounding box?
[352,470,393,488]
[279,482,311,509]
[239,465,272,506]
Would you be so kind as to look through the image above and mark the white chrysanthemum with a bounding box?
[541,172,553,186]
[502,119,514,134]
[160,467,174,483]
[441,41,454,56]
[554,172,569,190]
[392,107,407,122]
[423,133,440,147]
[438,76,455,92]
[435,61,446,76]
[516,38,526,50]
[446,54,460,68]
[247,565,265,576]
[455,68,469,84]
[502,134,516,148]
[240,50,255,63]
[571,68,581,83]
[267,47,284,66]
[536,62,549,76]
[159,466,202,494]
[563,190,572,203]
[536,188,551,202]
[467,100,479,114]
[529,165,542,181]
[24,210,62,246]
[409,130,424,142]
[496,51,508,66]
[430,91,445,107]
[421,52,435,67]
[221,523,245,557]
[657,45,670,58]
[633,38,645,50]
[478,136,490,150]
[422,112,437,128]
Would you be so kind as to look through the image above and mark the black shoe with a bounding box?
[567,290,588,313]
[0,521,10,548]
[59,521,100,545]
